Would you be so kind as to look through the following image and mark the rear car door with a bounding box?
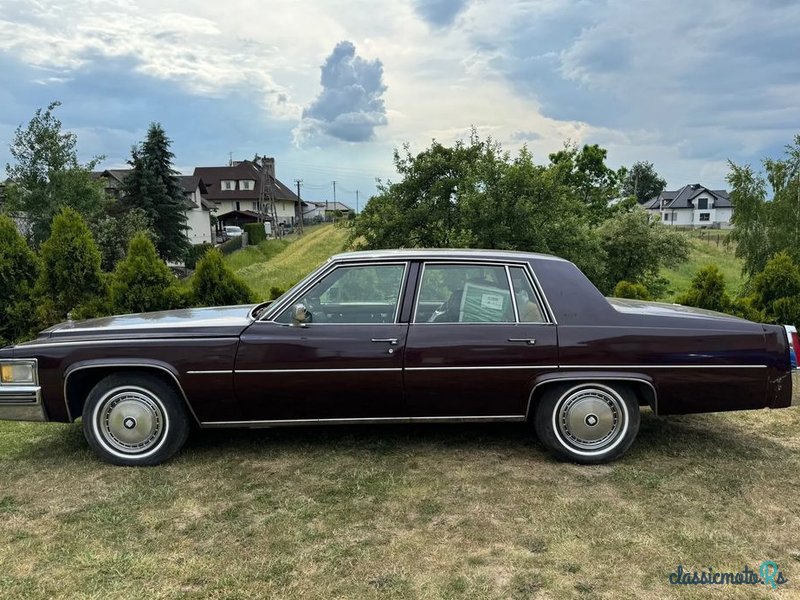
[403,261,558,418]
[233,262,410,422]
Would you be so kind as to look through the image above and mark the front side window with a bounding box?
[415,264,514,323]
[276,264,405,324]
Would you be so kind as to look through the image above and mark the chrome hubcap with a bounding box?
[98,391,164,454]
[557,387,625,451]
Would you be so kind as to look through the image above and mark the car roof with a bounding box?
[329,248,567,263]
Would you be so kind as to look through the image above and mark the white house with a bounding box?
[643,184,733,228]
[179,176,214,245]
[304,201,355,221]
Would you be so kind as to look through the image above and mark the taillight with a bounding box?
[785,326,799,369]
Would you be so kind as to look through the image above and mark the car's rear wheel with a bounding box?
[82,372,190,466]
[534,382,640,464]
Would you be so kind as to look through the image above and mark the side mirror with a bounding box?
[292,303,311,326]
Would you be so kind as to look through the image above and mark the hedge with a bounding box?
[185,243,213,270]
[244,222,267,245]
[218,236,242,255]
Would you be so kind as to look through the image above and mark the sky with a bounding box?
[0,0,798,208]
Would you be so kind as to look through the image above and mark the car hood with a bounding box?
[25,305,259,344]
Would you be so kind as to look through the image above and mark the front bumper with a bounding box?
[0,384,47,421]
[793,371,800,407]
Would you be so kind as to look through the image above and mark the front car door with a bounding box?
[404,260,558,419]
[233,261,410,422]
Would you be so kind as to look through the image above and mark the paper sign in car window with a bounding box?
[459,283,511,322]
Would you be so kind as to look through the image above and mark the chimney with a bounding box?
[263,157,276,180]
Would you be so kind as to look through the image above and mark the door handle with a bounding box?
[371,338,399,345]
[508,338,536,345]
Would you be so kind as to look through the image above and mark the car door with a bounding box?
[404,261,558,418]
[234,262,410,422]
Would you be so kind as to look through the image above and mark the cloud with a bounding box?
[412,0,469,27]
[295,41,388,144]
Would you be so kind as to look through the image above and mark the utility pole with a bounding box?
[330,180,336,222]
[294,179,304,234]
[355,190,359,214]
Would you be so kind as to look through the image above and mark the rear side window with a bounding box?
[415,264,514,323]
[509,266,546,323]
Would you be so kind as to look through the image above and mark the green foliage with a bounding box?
[219,236,243,255]
[676,265,730,312]
[0,215,39,344]
[93,208,152,271]
[36,207,107,321]
[121,123,190,261]
[750,252,800,322]
[110,233,176,314]
[185,243,213,270]
[613,281,651,300]
[244,222,267,245]
[595,208,689,294]
[192,248,256,306]
[620,161,667,205]
[269,286,287,300]
[548,142,620,222]
[4,101,105,245]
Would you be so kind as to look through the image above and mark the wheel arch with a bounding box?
[526,371,658,420]
[63,360,200,425]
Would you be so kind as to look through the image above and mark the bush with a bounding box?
[185,243,212,270]
[37,207,107,321]
[770,296,800,327]
[244,223,267,245]
[191,248,256,306]
[110,233,176,314]
[93,208,152,271]
[269,286,287,300]
[0,215,39,344]
[676,265,730,312]
[751,252,800,311]
[612,281,651,300]
[218,236,242,255]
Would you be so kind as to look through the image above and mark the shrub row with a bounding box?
[244,222,267,245]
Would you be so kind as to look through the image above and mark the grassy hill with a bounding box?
[228,224,350,300]
[659,231,745,301]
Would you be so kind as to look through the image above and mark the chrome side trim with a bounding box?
[505,265,520,323]
[236,367,403,374]
[201,415,527,428]
[186,370,233,375]
[63,363,201,425]
[559,364,767,369]
[525,376,659,417]
[406,365,559,371]
[16,337,237,350]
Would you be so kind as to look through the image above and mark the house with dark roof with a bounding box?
[92,169,215,246]
[643,184,733,228]
[192,158,301,228]
[304,201,355,221]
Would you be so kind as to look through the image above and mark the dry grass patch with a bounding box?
[1,407,799,598]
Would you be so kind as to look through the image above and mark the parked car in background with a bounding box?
[1,249,797,466]
[223,225,243,238]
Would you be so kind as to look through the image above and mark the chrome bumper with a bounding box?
[793,371,800,407]
[0,385,47,421]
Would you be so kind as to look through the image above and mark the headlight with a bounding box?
[0,361,37,385]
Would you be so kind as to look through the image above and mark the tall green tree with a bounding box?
[548,143,619,222]
[36,207,107,321]
[122,123,190,261]
[621,161,667,204]
[3,101,106,245]
[0,215,39,344]
[94,208,153,271]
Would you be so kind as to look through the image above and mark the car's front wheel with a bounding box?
[82,372,190,466]
[534,382,640,464]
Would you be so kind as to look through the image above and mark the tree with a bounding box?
[191,248,255,306]
[621,161,667,205]
[0,215,39,344]
[595,208,689,294]
[110,233,176,314]
[676,265,730,312]
[122,123,190,261]
[4,101,106,245]
[93,208,153,271]
[548,142,619,222]
[36,207,107,321]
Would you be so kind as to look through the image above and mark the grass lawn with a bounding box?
[1,407,799,598]
[230,224,350,300]
[659,232,745,302]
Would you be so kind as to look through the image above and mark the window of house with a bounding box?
[252,202,258,211]
[240,180,254,190]
[663,213,670,221]
[698,198,708,210]
[235,201,241,211]
[415,264,514,323]
[223,180,233,190]
[275,264,406,325]
[699,213,710,221]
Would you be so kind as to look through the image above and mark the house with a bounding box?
[92,169,215,246]
[178,175,215,245]
[193,158,301,229]
[643,184,733,228]
[304,201,355,221]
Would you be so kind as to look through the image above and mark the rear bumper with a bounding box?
[0,385,47,421]
[793,371,800,407]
